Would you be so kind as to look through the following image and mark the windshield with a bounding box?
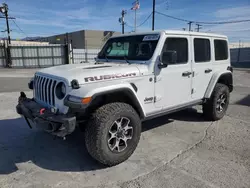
[98,34,160,61]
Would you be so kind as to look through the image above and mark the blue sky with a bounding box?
[0,0,250,42]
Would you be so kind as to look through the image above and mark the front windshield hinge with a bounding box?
[95,61,104,64]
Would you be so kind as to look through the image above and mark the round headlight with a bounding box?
[55,82,66,100]
[28,77,34,90]
[61,83,66,95]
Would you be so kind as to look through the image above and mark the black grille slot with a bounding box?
[44,79,49,103]
[40,77,45,101]
[51,80,57,106]
[34,75,58,106]
[47,79,52,105]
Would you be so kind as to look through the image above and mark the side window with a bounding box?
[163,37,188,64]
[194,38,211,62]
[214,40,228,60]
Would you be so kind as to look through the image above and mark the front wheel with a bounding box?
[203,83,230,121]
[85,102,141,166]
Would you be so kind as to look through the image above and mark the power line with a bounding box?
[137,12,152,27]
[197,19,250,25]
[156,11,250,25]
[205,29,250,33]
[0,16,14,19]
[125,23,134,28]
[125,13,152,29]
[12,19,27,37]
[0,30,6,38]
[156,11,190,22]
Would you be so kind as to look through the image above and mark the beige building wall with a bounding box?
[45,30,121,49]
[85,30,104,49]
[84,30,121,49]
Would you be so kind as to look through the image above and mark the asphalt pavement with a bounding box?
[0,68,38,92]
[0,69,249,188]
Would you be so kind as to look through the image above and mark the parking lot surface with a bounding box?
[0,69,249,188]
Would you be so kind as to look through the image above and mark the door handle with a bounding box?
[182,71,192,77]
[205,69,212,73]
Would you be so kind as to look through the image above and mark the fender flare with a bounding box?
[87,84,146,119]
[204,70,233,98]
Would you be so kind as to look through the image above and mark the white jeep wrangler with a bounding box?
[17,30,233,166]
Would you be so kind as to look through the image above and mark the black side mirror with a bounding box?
[158,51,177,68]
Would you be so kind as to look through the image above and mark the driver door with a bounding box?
[154,35,192,110]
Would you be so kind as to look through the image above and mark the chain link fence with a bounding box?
[70,48,100,64]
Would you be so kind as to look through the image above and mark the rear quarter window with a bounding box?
[214,39,228,61]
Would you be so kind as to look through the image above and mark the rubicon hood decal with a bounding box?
[84,72,137,82]
[37,63,146,85]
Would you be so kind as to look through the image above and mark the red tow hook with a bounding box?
[40,108,46,115]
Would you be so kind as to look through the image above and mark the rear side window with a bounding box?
[163,37,188,64]
[214,40,228,60]
[194,38,211,62]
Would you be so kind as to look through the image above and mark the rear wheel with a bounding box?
[203,83,230,121]
[85,102,141,166]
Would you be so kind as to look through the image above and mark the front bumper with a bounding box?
[16,92,76,137]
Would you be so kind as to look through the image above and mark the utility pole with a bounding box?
[0,3,12,44]
[134,8,137,32]
[188,21,192,31]
[0,3,15,68]
[196,24,202,32]
[131,0,139,32]
[152,0,155,31]
[120,10,127,34]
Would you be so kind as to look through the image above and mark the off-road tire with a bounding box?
[85,102,141,166]
[203,83,230,121]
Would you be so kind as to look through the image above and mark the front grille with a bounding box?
[34,75,58,106]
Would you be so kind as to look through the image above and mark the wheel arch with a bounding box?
[204,71,233,99]
[87,87,145,119]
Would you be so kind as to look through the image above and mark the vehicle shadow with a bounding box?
[0,117,103,174]
[167,107,209,122]
[234,94,250,107]
[0,108,204,174]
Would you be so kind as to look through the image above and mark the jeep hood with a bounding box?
[37,62,148,85]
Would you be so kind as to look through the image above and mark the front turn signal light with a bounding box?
[81,97,92,104]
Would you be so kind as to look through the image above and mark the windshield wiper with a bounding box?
[123,56,130,64]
